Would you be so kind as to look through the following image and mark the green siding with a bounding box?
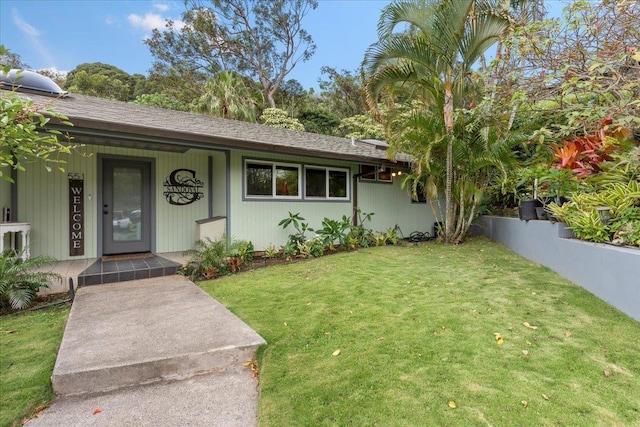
[17,146,209,260]
[211,152,227,218]
[228,151,436,250]
[358,179,436,238]
[229,151,355,249]
[16,143,438,258]
[1,179,12,251]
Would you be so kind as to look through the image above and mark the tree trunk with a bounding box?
[444,83,454,244]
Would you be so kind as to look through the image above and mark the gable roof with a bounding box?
[9,90,410,166]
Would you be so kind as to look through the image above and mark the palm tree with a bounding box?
[363,0,512,243]
[194,71,260,122]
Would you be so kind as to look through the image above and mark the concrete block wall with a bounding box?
[478,216,640,322]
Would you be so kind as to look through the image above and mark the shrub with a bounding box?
[0,251,60,310]
[548,181,640,246]
[184,237,254,279]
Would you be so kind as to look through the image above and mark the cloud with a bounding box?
[128,11,185,34]
[11,8,55,67]
[128,12,166,31]
[154,3,170,12]
[12,8,39,37]
[104,15,117,25]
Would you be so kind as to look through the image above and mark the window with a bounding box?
[245,159,349,201]
[305,167,349,200]
[359,164,393,183]
[245,161,300,198]
[359,164,377,181]
[378,169,392,182]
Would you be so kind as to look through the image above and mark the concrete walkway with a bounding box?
[27,276,266,426]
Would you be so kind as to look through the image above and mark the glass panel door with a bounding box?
[103,159,152,255]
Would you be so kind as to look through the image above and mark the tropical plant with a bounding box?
[0,251,60,310]
[347,208,376,249]
[547,181,640,247]
[194,71,259,122]
[296,237,324,259]
[312,216,351,250]
[263,244,279,260]
[363,0,513,243]
[278,212,310,249]
[184,236,248,279]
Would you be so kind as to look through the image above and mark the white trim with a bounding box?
[244,159,302,200]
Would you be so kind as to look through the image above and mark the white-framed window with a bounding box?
[245,160,301,199]
[305,166,349,200]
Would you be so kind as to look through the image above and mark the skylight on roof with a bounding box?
[0,69,68,97]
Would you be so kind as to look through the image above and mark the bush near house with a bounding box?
[0,251,61,312]
[183,209,403,280]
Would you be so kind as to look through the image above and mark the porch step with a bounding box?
[77,255,181,286]
[51,276,266,396]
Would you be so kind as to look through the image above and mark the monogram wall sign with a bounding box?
[163,169,204,205]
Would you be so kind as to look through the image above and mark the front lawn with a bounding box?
[200,237,640,426]
[0,305,69,427]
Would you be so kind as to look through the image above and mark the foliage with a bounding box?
[317,66,367,119]
[64,63,135,101]
[335,114,385,140]
[548,181,640,247]
[297,109,340,136]
[1,52,76,183]
[132,93,190,111]
[0,47,29,69]
[201,239,640,426]
[278,212,310,250]
[346,208,376,249]
[193,71,260,122]
[589,147,640,187]
[0,251,60,310]
[511,1,640,153]
[296,237,324,259]
[273,79,310,117]
[549,116,631,179]
[260,108,305,131]
[184,237,254,279]
[146,0,318,108]
[312,216,351,250]
[363,0,514,243]
[263,244,279,260]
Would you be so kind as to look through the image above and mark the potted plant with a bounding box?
[536,166,579,221]
[515,168,541,221]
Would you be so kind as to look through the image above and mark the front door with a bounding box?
[102,158,152,255]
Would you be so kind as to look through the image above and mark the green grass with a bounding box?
[200,237,640,426]
[0,305,69,427]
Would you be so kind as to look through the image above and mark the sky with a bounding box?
[0,0,565,92]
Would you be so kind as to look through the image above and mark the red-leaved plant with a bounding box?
[551,116,628,179]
